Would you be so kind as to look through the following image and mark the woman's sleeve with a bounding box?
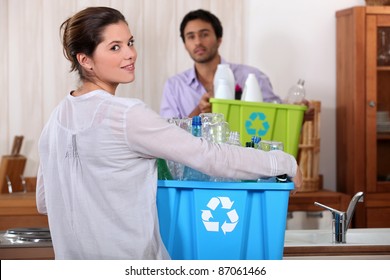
[124,103,297,180]
[36,165,47,214]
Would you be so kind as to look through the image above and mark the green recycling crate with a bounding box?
[210,98,306,157]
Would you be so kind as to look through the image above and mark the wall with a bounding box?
[1,0,367,191]
[244,0,366,190]
[0,0,243,178]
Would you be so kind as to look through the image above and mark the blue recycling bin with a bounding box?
[157,180,294,260]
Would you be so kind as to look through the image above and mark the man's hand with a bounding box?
[188,92,213,117]
[198,92,212,113]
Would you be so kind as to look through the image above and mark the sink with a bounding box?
[285,228,390,246]
[283,228,390,259]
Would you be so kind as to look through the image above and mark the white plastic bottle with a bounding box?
[214,79,234,99]
[213,64,235,99]
[241,73,263,102]
[286,79,306,104]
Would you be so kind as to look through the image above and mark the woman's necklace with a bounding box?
[73,81,114,96]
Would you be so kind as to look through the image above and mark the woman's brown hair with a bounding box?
[60,7,127,80]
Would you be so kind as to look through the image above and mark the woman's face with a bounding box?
[89,21,137,92]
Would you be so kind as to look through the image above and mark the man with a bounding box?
[160,9,281,118]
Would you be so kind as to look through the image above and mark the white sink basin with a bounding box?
[285,228,390,246]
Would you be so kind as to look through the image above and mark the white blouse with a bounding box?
[36,90,297,259]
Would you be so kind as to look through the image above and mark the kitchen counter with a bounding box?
[0,228,54,260]
[0,192,48,230]
[3,228,390,260]
[284,228,390,259]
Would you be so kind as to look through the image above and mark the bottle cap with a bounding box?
[192,116,202,126]
[245,141,254,148]
[251,136,261,144]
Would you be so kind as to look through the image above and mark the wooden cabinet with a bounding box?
[336,6,390,228]
[288,190,351,213]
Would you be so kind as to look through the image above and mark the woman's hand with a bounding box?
[291,165,303,194]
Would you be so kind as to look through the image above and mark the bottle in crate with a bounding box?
[286,79,306,104]
[183,116,210,181]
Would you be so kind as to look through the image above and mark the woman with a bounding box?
[36,6,302,260]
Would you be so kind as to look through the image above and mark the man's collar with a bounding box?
[187,66,198,87]
[187,56,227,86]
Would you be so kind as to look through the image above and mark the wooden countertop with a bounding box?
[284,244,390,258]
[0,192,41,215]
[0,192,48,230]
[0,191,386,260]
[2,189,350,215]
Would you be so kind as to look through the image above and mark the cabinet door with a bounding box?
[366,15,390,194]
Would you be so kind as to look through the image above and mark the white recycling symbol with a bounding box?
[201,196,239,235]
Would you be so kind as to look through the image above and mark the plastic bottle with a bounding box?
[183,116,210,181]
[241,141,257,182]
[213,64,235,99]
[227,131,242,146]
[257,140,288,183]
[251,136,261,149]
[245,142,254,148]
[286,79,306,104]
[207,131,241,183]
[191,116,202,137]
[214,79,234,99]
[157,158,173,180]
[241,73,263,102]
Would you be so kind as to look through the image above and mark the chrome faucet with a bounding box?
[314,192,364,243]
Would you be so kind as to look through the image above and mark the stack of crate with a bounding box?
[297,100,322,192]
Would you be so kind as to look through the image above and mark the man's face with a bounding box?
[183,19,221,64]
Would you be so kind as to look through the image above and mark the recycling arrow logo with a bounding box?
[201,196,239,235]
[245,112,270,136]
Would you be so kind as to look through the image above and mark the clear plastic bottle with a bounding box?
[286,79,306,104]
[227,131,242,146]
[191,116,202,137]
[251,136,261,149]
[208,131,241,183]
[257,140,288,183]
[183,116,210,181]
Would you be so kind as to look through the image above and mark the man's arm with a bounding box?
[188,92,212,117]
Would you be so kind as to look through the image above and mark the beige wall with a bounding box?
[0,0,243,177]
[1,0,367,191]
[244,0,366,190]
